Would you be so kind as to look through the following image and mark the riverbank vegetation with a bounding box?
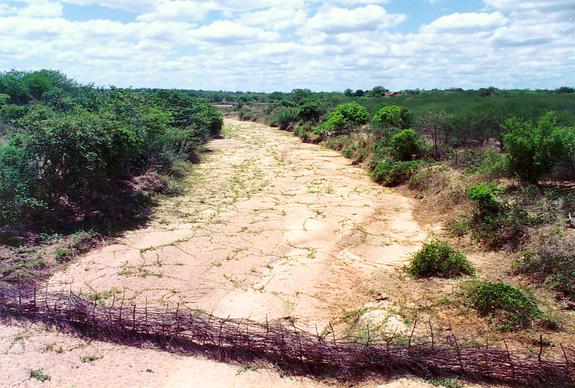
[231,86,575,337]
[0,70,222,283]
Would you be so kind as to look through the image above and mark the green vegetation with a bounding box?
[389,129,425,161]
[80,354,103,363]
[467,183,530,249]
[371,159,421,187]
[0,70,222,285]
[0,70,222,230]
[503,112,575,182]
[409,240,475,278]
[315,102,369,134]
[30,369,51,382]
[465,280,541,330]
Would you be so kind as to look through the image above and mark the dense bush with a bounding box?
[0,71,222,228]
[467,183,529,249]
[315,102,369,134]
[297,99,323,123]
[465,280,541,330]
[371,158,421,187]
[467,183,502,215]
[409,240,475,278]
[389,129,425,161]
[503,112,575,182]
[270,107,298,130]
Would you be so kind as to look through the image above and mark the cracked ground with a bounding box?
[50,118,428,329]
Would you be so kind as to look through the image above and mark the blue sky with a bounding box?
[0,0,573,91]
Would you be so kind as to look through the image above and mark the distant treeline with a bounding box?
[0,70,222,229]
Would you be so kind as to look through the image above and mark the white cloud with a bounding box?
[136,1,212,22]
[305,5,405,34]
[18,1,63,18]
[192,20,279,44]
[424,12,507,32]
[0,0,572,91]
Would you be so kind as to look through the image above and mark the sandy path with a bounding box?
[1,119,430,387]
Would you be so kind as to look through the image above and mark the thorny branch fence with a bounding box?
[1,284,574,386]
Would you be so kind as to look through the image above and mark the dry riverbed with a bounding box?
[1,118,436,387]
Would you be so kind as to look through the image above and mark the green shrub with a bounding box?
[503,112,575,182]
[467,183,529,249]
[409,240,475,278]
[467,183,502,215]
[465,280,540,330]
[389,129,425,161]
[371,158,421,187]
[0,74,222,229]
[315,102,369,134]
[30,369,51,382]
[270,107,298,130]
[462,150,509,179]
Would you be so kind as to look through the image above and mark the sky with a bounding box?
[0,0,573,91]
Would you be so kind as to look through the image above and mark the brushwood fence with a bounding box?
[0,284,573,386]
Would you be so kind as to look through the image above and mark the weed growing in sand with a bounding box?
[429,378,463,388]
[236,364,259,375]
[41,343,64,354]
[80,354,103,363]
[83,287,122,305]
[30,369,51,382]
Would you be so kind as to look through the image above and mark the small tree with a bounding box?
[290,88,312,104]
[372,105,409,142]
[344,88,353,97]
[416,110,452,159]
[297,99,322,123]
[370,86,389,97]
[503,112,575,182]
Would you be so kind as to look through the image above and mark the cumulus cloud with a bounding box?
[0,0,572,90]
[192,20,279,44]
[18,1,63,18]
[305,5,405,34]
[424,12,507,32]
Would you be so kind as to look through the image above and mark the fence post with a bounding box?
[504,340,515,382]
[132,304,136,332]
[408,317,418,349]
[560,343,570,369]
[538,335,544,363]
[329,322,336,345]
[428,320,434,350]
[175,303,180,333]
[144,298,148,335]
[453,333,464,373]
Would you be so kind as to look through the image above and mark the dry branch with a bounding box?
[0,284,573,386]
